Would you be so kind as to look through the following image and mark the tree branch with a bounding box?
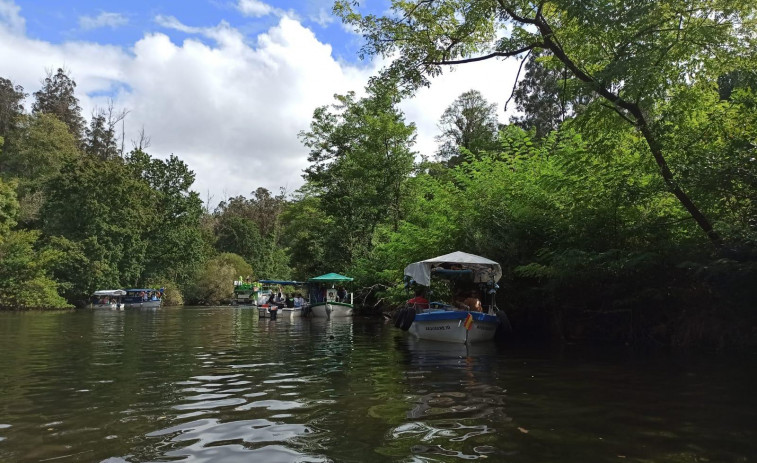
[426,45,537,65]
[504,49,532,112]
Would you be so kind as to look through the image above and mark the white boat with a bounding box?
[89,289,126,309]
[255,280,307,319]
[307,273,354,318]
[400,251,505,344]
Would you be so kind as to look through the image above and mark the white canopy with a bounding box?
[403,251,502,287]
[92,289,127,296]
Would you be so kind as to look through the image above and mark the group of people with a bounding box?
[405,288,484,312]
[266,289,306,309]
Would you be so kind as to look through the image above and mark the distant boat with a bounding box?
[399,251,504,344]
[255,280,308,319]
[232,280,273,306]
[307,273,354,318]
[122,288,163,308]
[90,289,126,309]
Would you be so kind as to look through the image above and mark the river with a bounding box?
[0,307,755,462]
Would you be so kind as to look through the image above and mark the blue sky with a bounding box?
[19,0,366,63]
[2,0,519,204]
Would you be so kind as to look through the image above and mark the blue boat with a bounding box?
[399,251,504,343]
[122,288,163,308]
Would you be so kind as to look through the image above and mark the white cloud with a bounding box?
[0,0,24,34]
[79,11,128,30]
[0,1,520,206]
[237,0,279,18]
[310,8,334,27]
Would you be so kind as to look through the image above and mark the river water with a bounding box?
[0,307,755,463]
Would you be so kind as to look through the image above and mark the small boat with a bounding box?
[90,289,126,309]
[122,288,163,309]
[307,273,354,318]
[232,280,274,307]
[256,280,308,319]
[399,251,504,344]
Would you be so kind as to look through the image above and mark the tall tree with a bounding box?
[436,89,499,165]
[125,149,206,284]
[32,68,86,144]
[299,83,416,265]
[336,0,757,246]
[0,77,26,138]
[0,114,81,224]
[85,103,126,160]
[510,50,586,138]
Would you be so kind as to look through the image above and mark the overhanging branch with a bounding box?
[425,44,538,65]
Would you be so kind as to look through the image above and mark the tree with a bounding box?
[299,83,416,265]
[32,68,86,144]
[510,50,587,138]
[0,229,71,309]
[184,253,252,305]
[85,103,126,160]
[436,89,499,165]
[0,114,81,224]
[0,77,26,138]
[336,0,757,246]
[125,149,206,284]
[42,156,157,288]
[0,177,19,236]
[213,187,290,278]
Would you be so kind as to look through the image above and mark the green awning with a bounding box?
[308,273,354,282]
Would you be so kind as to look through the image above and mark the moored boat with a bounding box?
[122,288,163,308]
[256,280,308,319]
[89,289,126,309]
[307,273,354,318]
[399,251,505,344]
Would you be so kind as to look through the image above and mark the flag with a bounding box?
[464,313,474,330]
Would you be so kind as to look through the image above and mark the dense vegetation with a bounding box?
[2,0,756,349]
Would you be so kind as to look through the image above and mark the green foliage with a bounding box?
[337,0,757,244]
[0,77,25,138]
[0,230,71,309]
[298,84,416,267]
[436,89,500,165]
[0,176,19,235]
[43,156,156,287]
[32,68,86,144]
[185,253,252,305]
[126,150,207,284]
[84,109,120,160]
[0,113,81,224]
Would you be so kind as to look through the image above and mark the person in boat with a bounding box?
[407,288,429,310]
[460,290,483,312]
[337,286,347,302]
[274,291,285,308]
[293,293,305,308]
[284,293,293,308]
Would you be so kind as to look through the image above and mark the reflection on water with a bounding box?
[0,308,755,462]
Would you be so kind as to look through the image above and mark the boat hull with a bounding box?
[280,307,302,318]
[91,303,120,310]
[258,306,303,318]
[123,300,161,309]
[310,302,353,318]
[408,311,498,344]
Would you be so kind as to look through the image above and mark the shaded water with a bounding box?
[0,307,755,462]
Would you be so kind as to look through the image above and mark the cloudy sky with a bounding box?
[0,0,520,205]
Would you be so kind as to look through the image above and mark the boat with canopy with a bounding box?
[89,289,127,309]
[307,273,354,318]
[122,288,163,309]
[399,251,504,343]
[255,280,308,318]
